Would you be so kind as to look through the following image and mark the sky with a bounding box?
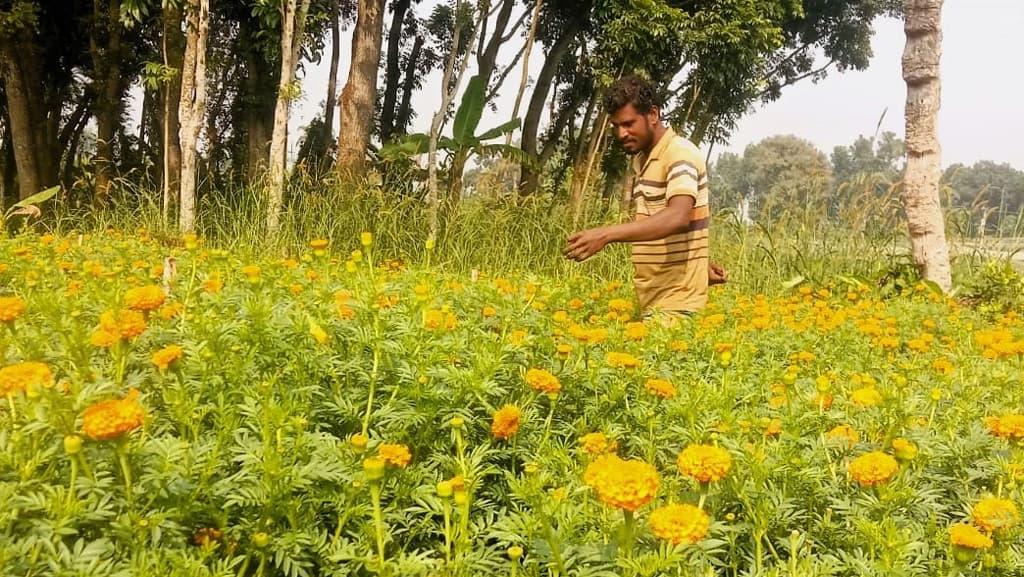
[190,0,1024,169]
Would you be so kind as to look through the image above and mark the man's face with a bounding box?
[609,103,658,155]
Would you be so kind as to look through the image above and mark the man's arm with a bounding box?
[564,195,694,261]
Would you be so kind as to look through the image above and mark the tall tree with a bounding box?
[179,0,210,232]
[266,0,312,232]
[89,0,126,205]
[902,0,951,289]
[336,0,385,175]
[161,1,185,220]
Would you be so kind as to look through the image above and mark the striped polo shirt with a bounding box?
[629,128,710,313]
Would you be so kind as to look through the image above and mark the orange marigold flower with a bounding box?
[94,309,147,342]
[0,295,26,322]
[583,453,659,511]
[985,414,1024,439]
[624,322,648,341]
[850,386,882,408]
[193,527,223,547]
[972,497,1019,532]
[158,302,185,320]
[0,361,53,395]
[579,432,617,455]
[151,344,184,370]
[124,285,166,311]
[525,368,561,394]
[648,503,710,544]
[425,309,457,330]
[949,523,993,549]
[606,351,640,369]
[644,378,677,399]
[482,306,497,318]
[848,451,899,487]
[378,443,412,468]
[491,405,521,440]
[826,424,859,448]
[677,444,732,483]
[892,438,918,460]
[81,388,145,440]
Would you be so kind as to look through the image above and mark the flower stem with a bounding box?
[66,458,78,507]
[370,482,387,575]
[361,318,382,437]
[117,444,134,510]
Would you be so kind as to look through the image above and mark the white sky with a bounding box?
[129,0,1024,169]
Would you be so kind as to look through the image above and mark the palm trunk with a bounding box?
[902,0,951,289]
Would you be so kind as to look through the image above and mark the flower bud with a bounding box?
[364,457,386,481]
[64,435,83,455]
[507,545,523,561]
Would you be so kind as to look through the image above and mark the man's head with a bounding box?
[603,74,663,155]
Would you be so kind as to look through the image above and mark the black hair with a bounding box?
[602,74,661,115]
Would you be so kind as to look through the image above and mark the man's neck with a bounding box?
[643,123,668,156]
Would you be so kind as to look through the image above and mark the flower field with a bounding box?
[2,229,1024,577]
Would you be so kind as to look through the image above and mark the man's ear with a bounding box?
[647,106,661,125]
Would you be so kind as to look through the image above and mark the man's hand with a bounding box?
[564,228,611,262]
[709,261,728,285]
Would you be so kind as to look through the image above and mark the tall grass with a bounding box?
[38,175,1016,296]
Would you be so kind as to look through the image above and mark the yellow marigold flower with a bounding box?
[91,309,147,347]
[850,386,882,408]
[0,296,26,322]
[568,298,584,310]
[556,343,572,357]
[848,451,899,487]
[158,302,184,320]
[360,232,373,246]
[0,361,53,395]
[985,414,1024,439]
[525,368,561,394]
[124,285,166,311]
[931,357,954,375]
[624,322,648,341]
[579,432,617,455]
[583,454,659,511]
[644,378,677,400]
[606,351,640,369]
[677,444,732,483]
[378,443,412,468]
[151,344,184,370]
[648,503,710,544]
[482,306,497,318]
[949,523,993,549]
[81,388,145,440]
[310,238,329,250]
[491,405,521,440]
[310,322,329,345]
[892,438,918,460]
[972,497,1019,532]
[826,424,859,448]
[202,276,223,294]
[670,340,689,352]
[424,309,457,330]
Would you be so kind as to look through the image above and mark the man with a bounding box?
[564,74,726,320]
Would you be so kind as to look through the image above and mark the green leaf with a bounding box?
[476,118,521,142]
[12,186,59,209]
[452,75,485,144]
[781,275,805,290]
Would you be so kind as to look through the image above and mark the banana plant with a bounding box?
[2,186,60,236]
[383,75,533,202]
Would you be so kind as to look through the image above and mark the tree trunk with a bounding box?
[179,0,210,233]
[394,35,423,134]
[476,0,516,89]
[902,0,951,290]
[90,0,124,206]
[379,0,411,142]
[0,41,44,201]
[336,0,386,176]
[519,21,580,195]
[323,0,341,148]
[162,2,185,221]
[267,0,312,233]
[505,0,542,147]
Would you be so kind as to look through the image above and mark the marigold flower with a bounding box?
[491,405,521,440]
[848,451,899,487]
[151,344,184,370]
[826,424,859,448]
[158,302,185,320]
[81,388,145,440]
[0,296,25,322]
[644,378,677,399]
[378,443,412,468]
[606,351,640,369]
[193,527,223,547]
[525,368,561,394]
[850,386,882,408]
[624,322,648,341]
[579,432,617,455]
[677,444,732,483]
[949,523,993,549]
[425,309,457,330]
[972,497,1019,532]
[0,361,53,395]
[892,438,918,460]
[648,503,710,544]
[124,285,166,311]
[985,414,1024,439]
[583,454,659,511]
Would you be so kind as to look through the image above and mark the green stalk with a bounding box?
[370,482,387,574]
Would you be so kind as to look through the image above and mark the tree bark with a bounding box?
[267,0,312,233]
[0,40,44,201]
[162,2,185,220]
[90,0,124,206]
[505,0,541,147]
[323,0,341,148]
[902,0,951,290]
[393,35,423,134]
[379,0,411,142]
[476,0,515,89]
[179,0,210,232]
[336,0,386,176]
[519,21,580,195]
